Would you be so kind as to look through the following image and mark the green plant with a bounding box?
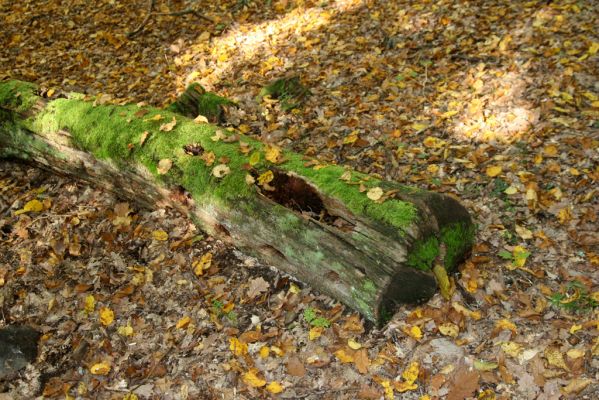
[549,281,598,313]
[303,307,330,328]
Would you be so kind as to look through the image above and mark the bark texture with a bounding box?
[0,80,475,325]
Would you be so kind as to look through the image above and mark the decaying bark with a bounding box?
[0,80,475,325]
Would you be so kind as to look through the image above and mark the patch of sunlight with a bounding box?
[450,71,539,144]
[177,0,365,90]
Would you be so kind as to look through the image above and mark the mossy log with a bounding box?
[0,80,475,325]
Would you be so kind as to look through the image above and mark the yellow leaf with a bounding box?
[495,319,517,333]
[422,136,446,148]
[335,349,355,363]
[367,187,384,201]
[402,361,420,384]
[378,379,394,400]
[486,165,502,177]
[238,124,251,134]
[395,381,418,392]
[403,325,423,340]
[249,151,261,166]
[123,393,138,400]
[501,341,522,358]
[271,346,284,356]
[452,302,482,320]
[257,170,274,186]
[242,369,266,388]
[193,252,212,276]
[90,362,111,375]
[343,131,359,144]
[144,114,163,122]
[152,230,168,241]
[545,347,569,370]
[562,378,593,395]
[264,145,282,164]
[84,294,96,314]
[266,381,284,394]
[259,345,270,358]
[309,326,323,340]
[569,324,582,334]
[588,41,599,55]
[474,360,498,371]
[441,110,459,119]
[512,246,529,268]
[99,307,114,326]
[566,348,585,359]
[348,338,362,350]
[176,316,191,329]
[432,264,451,300]
[543,144,559,156]
[245,174,255,185]
[229,337,248,356]
[438,322,459,338]
[117,324,134,337]
[15,199,44,215]
[412,122,428,132]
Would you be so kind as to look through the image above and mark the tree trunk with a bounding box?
[0,80,475,325]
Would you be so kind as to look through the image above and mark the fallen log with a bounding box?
[0,80,475,325]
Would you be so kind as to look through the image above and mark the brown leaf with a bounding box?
[446,367,480,400]
[286,356,306,377]
[354,348,370,374]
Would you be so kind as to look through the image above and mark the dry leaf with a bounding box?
[159,116,177,131]
[99,307,114,326]
[157,159,172,175]
[242,369,266,388]
[367,187,383,201]
[212,164,230,178]
[246,277,269,299]
[354,348,370,374]
[90,362,111,375]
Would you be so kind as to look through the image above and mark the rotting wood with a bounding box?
[0,80,475,325]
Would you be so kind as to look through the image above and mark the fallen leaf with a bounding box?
[246,277,269,299]
[242,369,266,388]
[15,199,43,215]
[99,307,114,326]
[193,253,212,276]
[486,165,502,177]
[176,316,191,329]
[287,356,306,377]
[212,164,230,178]
[90,362,111,375]
[367,187,383,201]
[157,159,172,175]
[335,348,355,363]
[152,230,168,241]
[229,337,248,356]
[266,381,284,394]
[354,348,370,374]
[159,116,177,132]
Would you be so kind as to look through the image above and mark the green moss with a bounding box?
[406,222,475,272]
[0,80,38,113]
[256,76,310,111]
[441,222,475,271]
[167,83,236,121]
[406,236,440,271]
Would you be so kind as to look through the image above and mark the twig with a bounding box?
[127,0,213,39]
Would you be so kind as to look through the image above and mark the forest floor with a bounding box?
[1,0,598,399]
